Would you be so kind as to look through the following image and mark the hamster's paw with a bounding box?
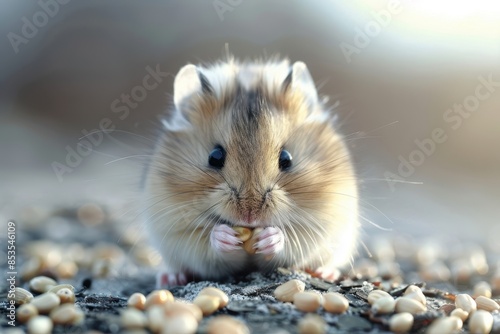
[156,271,189,288]
[255,227,284,255]
[210,224,242,252]
[306,266,341,282]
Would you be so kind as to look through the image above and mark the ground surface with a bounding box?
[1,203,499,333]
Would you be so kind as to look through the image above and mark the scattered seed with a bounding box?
[389,312,414,333]
[455,294,477,313]
[297,313,327,334]
[146,305,164,333]
[55,287,75,304]
[128,292,147,310]
[121,308,147,329]
[31,292,61,314]
[274,279,306,302]
[395,297,427,314]
[468,310,493,334]
[473,281,493,298]
[323,292,349,314]
[206,315,250,334]
[17,304,38,323]
[14,287,34,305]
[450,308,469,322]
[426,317,461,334]
[145,290,174,309]
[50,304,79,325]
[55,260,78,279]
[91,259,113,278]
[372,296,396,315]
[199,287,229,309]
[77,203,105,225]
[403,285,426,305]
[29,276,57,294]
[193,295,220,316]
[161,312,198,334]
[368,290,392,305]
[164,301,203,322]
[475,295,499,312]
[293,291,322,312]
[20,257,43,281]
[27,316,53,334]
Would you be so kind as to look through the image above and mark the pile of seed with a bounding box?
[1,203,500,333]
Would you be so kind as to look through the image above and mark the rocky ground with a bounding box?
[1,203,499,333]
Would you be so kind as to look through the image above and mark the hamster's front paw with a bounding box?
[210,224,242,252]
[255,227,284,255]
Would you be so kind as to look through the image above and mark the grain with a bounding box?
[368,290,392,305]
[206,315,250,334]
[121,308,147,329]
[50,304,79,325]
[128,293,147,310]
[193,295,220,316]
[29,276,57,293]
[372,296,396,314]
[297,314,327,334]
[243,228,262,254]
[232,227,252,242]
[395,297,427,314]
[389,312,414,333]
[145,289,174,309]
[274,279,305,302]
[17,304,38,323]
[426,317,461,334]
[27,316,53,334]
[56,288,75,304]
[450,308,469,322]
[14,287,34,305]
[455,294,477,313]
[199,287,229,308]
[473,281,492,298]
[403,285,426,305]
[293,291,322,312]
[323,292,349,314]
[469,310,493,334]
[161,313,198,334]
[164,301,203,322]
[31,292,61,314]
[475,296,499,312]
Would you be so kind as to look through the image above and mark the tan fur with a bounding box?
[144,59,359,280]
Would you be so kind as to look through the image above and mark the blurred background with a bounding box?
[0,0,499,248]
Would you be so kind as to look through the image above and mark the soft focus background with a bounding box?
[1,0,499,248]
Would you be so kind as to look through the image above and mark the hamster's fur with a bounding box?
[143,58,359,286]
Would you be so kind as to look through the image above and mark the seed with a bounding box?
[164,301,203,322]
[29,276,57,294]
[56,288,75,304]
[455,294,477,313]
[368,290,392,305]
[352,258,378,278]
[161,312,198,334]
[55,261,78,279]
[77,202,105,225]
[128,292,147,310]
[47,284,75,294]
[372,296,396,314]
[469,310,493,334]
[274,279,306,302]
[121,308,147,329]
[243,228,263,254]
[403,285,426,305]
[297,313,327,334]
[474,281,492,298]
[490,271,500,292]
[323,292,349,314]
[147,305,164,333]
[20,257,43,281]
[31,292,61,314]
[132,245,162,267]
[449,316,464,330]
[389,312,414,333]
[73,308,85,325]
[395,297,427,314]
[232,227,253,242]
[50,304,78,325]
[450,308,469,322]
[91,259,112,278]
[206,315,250,334]
[293,291,323,312]
[193,295,220,316]
[475,295,499,312]
[17,304,38,323]
[14,287,34,305]
[199,287,229,308]
[27,316,53,334]
[426,317,461,334]
[145,289,174,309]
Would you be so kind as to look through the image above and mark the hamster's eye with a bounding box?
[208,145,226,169]
[279,149,292,171]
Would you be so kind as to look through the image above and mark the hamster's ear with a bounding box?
[282,61,318,106]
[173,64,213,109]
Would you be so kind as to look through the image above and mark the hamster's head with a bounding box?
[146,59,358,262]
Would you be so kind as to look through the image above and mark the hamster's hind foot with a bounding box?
[156,271,189,288]
[210,224,242,252]
[255,227,284,255]
[305,266,341,282]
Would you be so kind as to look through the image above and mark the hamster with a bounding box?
[143,58,359,286]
